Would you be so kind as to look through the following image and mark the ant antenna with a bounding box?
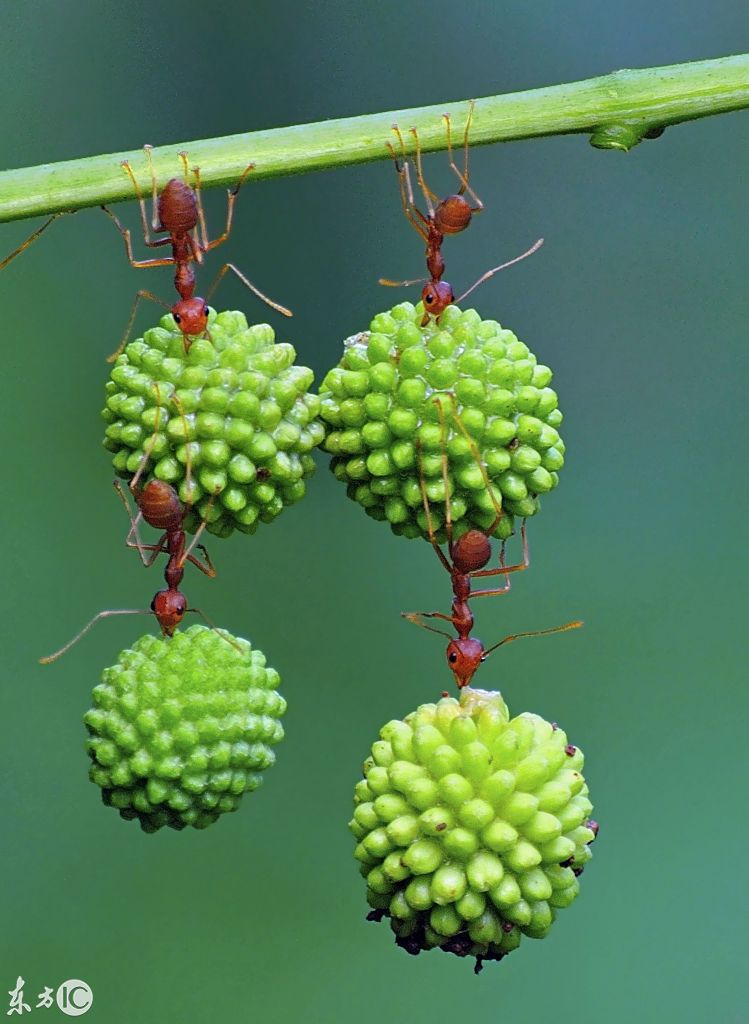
[105,286,171,363]
[187,607,243,653]
[484,619,583,657]
[130,380,167,492]
[455,238,544,305]
[39,609,150,664]
[205,262,293,318]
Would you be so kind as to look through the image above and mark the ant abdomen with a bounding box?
[158,179,199,236]
[435,194,473,235]
[138,480,184,531]
[451,530,492,573]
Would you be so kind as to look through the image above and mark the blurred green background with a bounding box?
[2,2,748,1021]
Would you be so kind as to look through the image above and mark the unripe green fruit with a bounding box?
[351,688,597,970]
[85,624,286,832]
[321,302,565,542]
[102,310,325,537]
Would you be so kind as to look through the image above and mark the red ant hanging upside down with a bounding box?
[101,146,292,360]
[40,390,229,664]
[380,100,543,325]
[402,396,581,690]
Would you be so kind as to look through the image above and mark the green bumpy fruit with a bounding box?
[320,302,565,542]
[103,310,325,537]
[350,688,597,971]
[84,624,286,833]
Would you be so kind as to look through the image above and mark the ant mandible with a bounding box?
[40,390,222,663]
[402,395,581,689]
[101,146,292,360]
[380,100,543,325]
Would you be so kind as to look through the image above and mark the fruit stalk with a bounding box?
[2,53,748,222]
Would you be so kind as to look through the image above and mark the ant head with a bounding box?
[451,530,492,574]
[420,280,454,325]
[446,637,485,689]
[151,589,188,636]
[435,195,473,236]
[138,480,183,531]
[171,297,209,339]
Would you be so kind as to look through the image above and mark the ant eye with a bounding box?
[425,294,434,304]
[150,598,156,612]
[449,652,458,663]
[203,306,209,317]
[173,313,182,324]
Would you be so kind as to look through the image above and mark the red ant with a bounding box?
[402,396,581,689]
[380,101,543,325]
[40,391,224,664]
[101,146,291,360]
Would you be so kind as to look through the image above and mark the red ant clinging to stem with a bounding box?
[40,388,224,664]
[402,396,581,690]
[101,146,292,361]
[380,100,543,326]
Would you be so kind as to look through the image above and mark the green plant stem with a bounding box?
[1,54,748,224]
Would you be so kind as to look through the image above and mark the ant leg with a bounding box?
[120,151,167,247]
[179,150,191,185]
[106,288,171,362]
[448,398,505,537]
[179,157,208,261]
[447,399,528,583]
[100,204,173,266]
[206,263,293,318]
[186,544,217,578]
[126,533,167,567]
[167,391,197,501]
[415,441,452,574]
[387,130,430,242]
[472,521,530,581]
[443,101,483,211]
[409,126,438,215]
[471,580,514,599]
[432,396,455,551]
[128,380,168,493]
[179,496,216,571]
[0,213,64,271]
[200,163,255,253]
[147,144,163,231]
[170,387,214,572]
[113,479,168,567]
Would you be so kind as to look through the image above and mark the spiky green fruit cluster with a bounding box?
[350,688,596,970]
[84,624,286,833]
[320,302,564,542]
[102,310,325,537]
